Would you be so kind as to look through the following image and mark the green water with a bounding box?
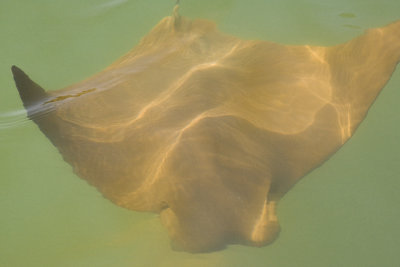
[1,0,399,266]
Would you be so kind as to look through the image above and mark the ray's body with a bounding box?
[12,6,400,252]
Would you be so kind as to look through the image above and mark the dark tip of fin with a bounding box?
[11,65,47,108]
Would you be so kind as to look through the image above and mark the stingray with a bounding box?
[11,5,400,252]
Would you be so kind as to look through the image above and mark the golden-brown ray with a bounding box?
[11,5,400,252]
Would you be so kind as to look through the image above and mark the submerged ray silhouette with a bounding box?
[12,5,400,252]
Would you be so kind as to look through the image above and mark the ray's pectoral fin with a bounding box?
[11,66,63,147]
[11,66,47,110]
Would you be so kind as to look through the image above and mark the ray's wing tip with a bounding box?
[11,65,22,77]
[11,65,30,85]
[10,65,46,107]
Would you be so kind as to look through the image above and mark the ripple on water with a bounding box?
[0,109,30,130]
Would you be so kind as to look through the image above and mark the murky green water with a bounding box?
[1,0,399,266]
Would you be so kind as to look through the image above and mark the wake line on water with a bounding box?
[0,109,31,129]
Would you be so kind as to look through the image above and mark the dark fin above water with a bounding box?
[11,65,47,109]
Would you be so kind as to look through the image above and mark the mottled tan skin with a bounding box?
[12,6,400,252]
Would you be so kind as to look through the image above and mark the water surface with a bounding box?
[1,0,399,266]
